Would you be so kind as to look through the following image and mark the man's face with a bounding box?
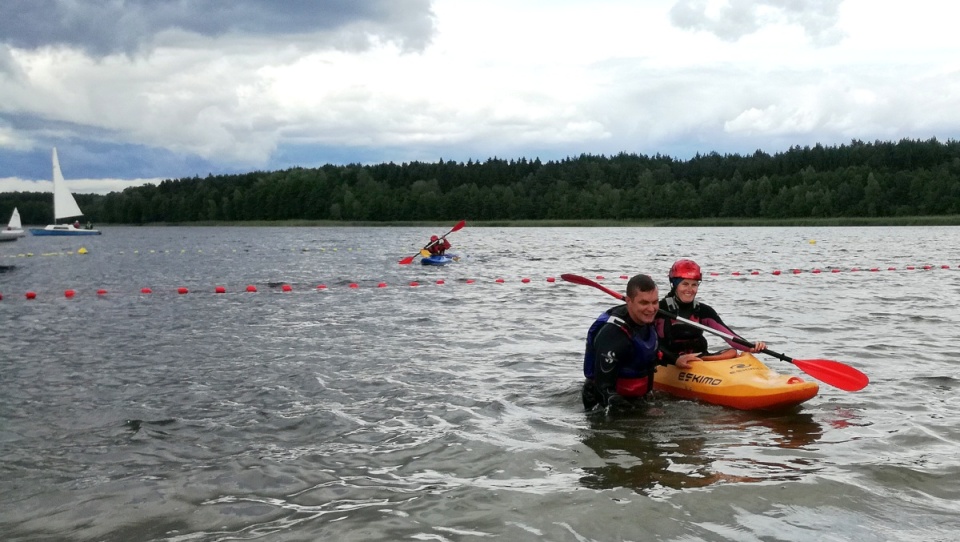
[626,287,659,324]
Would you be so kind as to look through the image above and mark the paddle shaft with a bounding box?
[656,307,794,361]
[571,277,765,354]
[561,273,764,349]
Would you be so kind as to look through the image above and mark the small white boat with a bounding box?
[0,207,26,242]
[29,148,101,236]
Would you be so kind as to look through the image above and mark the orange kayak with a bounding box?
[653,352,819,410]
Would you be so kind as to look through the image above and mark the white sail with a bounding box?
[52,147,84,221]
[9,207,22,229]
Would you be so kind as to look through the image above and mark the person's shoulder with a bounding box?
[696,301,721,316]
[608,304,629,317]
[696,300,716,311]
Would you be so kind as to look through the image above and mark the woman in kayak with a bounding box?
[582,273,699,412]
[656,259,766,361]
[426,234,451,256]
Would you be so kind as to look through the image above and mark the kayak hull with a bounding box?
[421,254,455,266]
[653,352,819,411]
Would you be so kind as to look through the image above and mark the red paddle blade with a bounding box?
[450,219,466,233]
[792,358,869,391]
[398,255,415,265]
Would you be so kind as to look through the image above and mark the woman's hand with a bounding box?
[675,353,701,369]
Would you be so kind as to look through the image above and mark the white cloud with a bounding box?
[0,176,159,195]
[0,0,959,183]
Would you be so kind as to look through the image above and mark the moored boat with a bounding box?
[653,352,819,410]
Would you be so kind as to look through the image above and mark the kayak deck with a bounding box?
[421,254,457,265]
[653,352,819,410]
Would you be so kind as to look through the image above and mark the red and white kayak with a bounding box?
[653,352,819,411]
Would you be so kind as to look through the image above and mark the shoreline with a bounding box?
[106,215,960,227]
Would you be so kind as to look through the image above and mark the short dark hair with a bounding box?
[625,273,657,298]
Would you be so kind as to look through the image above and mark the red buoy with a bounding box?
[215,286,226,293]
[246,285,257,292]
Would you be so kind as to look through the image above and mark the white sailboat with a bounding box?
[29,147,101,236]
[0,207,26,242]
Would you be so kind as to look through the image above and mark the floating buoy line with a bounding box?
[0,265,954,302]
[0,247,364,259]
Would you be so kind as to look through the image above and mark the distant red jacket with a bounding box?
[428,238,452,255]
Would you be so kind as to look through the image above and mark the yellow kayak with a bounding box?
[653,352,819,410]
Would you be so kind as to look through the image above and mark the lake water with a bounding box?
[1,226,959,541]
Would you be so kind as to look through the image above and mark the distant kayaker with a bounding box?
[426,234,451,256]
[581,273,699,412]
[656,259,767,360]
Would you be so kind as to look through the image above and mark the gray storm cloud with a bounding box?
[0,0,436,56]
[669,0,845,45]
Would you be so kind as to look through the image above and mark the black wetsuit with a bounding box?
[656,294,744,356]
[582,304,680,410]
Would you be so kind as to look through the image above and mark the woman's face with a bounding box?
[675,279,700,303]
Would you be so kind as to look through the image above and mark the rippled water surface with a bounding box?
[2,226,959,541]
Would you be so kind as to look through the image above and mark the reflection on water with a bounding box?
[578,401,825,495]
[3,226,960,541]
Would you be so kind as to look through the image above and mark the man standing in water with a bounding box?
[581,274,699,412]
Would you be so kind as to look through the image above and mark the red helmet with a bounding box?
[669,259,702,281]
[430,235,439,241]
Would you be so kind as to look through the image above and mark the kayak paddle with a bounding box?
[399,220,465,265]
[560,273,869,391]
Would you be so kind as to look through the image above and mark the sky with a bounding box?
[1,0,958,194]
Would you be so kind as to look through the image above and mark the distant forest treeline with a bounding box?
[3,138,960,225]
